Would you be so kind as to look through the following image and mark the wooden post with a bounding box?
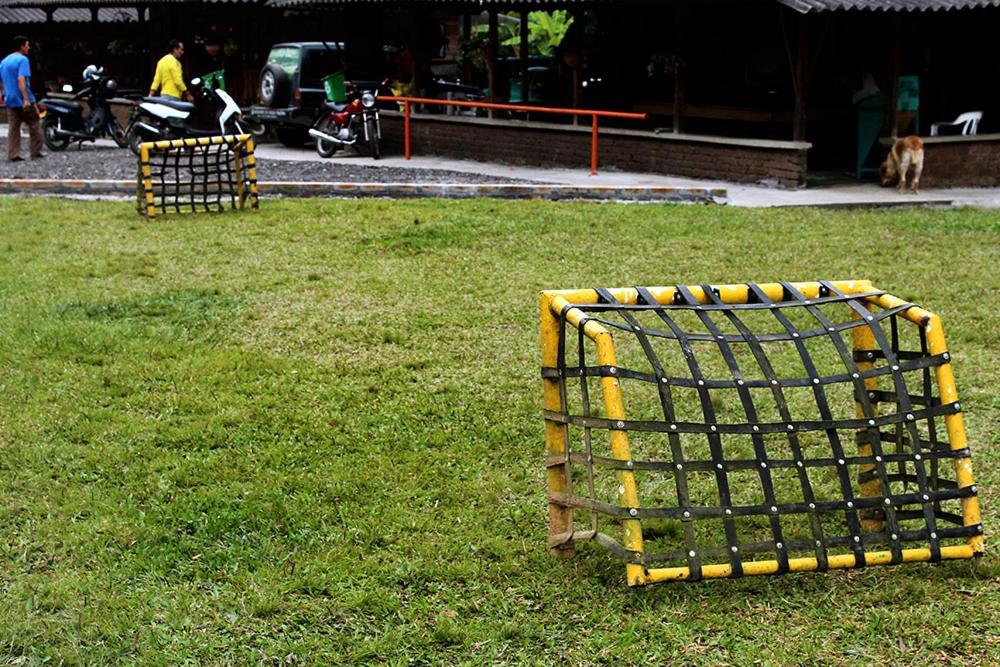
[571,8,582,125]
[673,1,686,134]
[404,100,411,159]
[889,16,901,138]
[590,114,598,174]
[461,13,472,83]
[793,13,808,142]
[487,9,498,119]
[779,7,808,142]
[520,11,529,105]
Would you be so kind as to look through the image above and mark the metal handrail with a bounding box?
[381,95,648,175]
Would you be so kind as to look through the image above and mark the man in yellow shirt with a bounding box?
[148,40,193,101]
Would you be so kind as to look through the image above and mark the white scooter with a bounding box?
[124,76,246,154]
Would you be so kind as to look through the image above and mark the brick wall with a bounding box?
[380,113,810,188]
[1,101,132,127]
[916,136,1000,188]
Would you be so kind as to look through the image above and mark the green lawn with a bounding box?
[0,197,997,664]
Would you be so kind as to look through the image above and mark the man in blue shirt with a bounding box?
[0,35,44,161]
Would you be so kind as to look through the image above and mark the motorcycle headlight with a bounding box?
[361,93,375,108]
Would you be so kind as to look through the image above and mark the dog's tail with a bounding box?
[891,139,903,166]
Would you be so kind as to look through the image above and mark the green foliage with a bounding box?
[0,197,997,664]
[464,11,574,58]
[499,11,574,56]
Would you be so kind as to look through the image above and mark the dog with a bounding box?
[880,135,924,194]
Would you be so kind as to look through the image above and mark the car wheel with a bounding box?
[258,64,290,108]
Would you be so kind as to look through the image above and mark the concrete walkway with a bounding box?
[10,130,1000,207]
[257,143,1000,208]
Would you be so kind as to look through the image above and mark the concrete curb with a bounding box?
[0,179,726,204]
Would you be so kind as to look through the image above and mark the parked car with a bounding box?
[249,42,347,147]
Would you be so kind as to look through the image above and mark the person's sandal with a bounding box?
[9,157,24,162]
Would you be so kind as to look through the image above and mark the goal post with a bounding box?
[540,280,983,586]
[136,134,259,219]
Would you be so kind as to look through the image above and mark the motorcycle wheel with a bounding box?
[42,116,70,151]
[111,121,129,149]
[367,118,380,160]
[315,120,338,158]
[127,129,146,156]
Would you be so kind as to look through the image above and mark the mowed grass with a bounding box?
[0,196,997,665]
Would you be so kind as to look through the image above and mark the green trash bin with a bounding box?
[323,71,346,103]
[200,69,226,91]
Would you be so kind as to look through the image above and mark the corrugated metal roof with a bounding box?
[267,0,591,6]
[52,6,98,18]
[268,0,1000,7]
[0,0,161,6]
[0,6,44,21]
[4,0,995,12]
[0,5,140,20]
[778,0,1000,11]
[0,0,254,7]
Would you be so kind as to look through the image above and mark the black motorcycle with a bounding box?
[40,66,130,151]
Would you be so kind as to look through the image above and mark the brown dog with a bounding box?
[880,135,924,194]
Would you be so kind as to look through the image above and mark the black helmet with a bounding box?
[104,78,118,95]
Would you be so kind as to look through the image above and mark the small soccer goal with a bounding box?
[540,281,983,586]
[136,134,259,218]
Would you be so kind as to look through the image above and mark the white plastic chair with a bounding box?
[930,111,982,136]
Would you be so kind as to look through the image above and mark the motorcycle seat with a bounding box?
[323,100,349,112]
[43,99,82,110]
[144,97,195,112]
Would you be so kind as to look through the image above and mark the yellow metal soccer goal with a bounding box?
[539,281,983,586]
[136,134,258,218]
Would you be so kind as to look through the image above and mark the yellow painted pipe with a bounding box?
[540,292,575,557]
[640,545,976,584]
[540,280,875,309]
[544,293,645,559]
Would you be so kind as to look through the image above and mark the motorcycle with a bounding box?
[40,65,131,151]
[124,75,247,155]
[308,79,384,159]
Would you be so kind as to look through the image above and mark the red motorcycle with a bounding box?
[308,80,384,159]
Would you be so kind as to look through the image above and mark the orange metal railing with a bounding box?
[381,96,648,175]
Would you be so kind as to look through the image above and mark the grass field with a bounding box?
[0,196,997,664]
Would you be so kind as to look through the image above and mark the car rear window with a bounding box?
[268,47,300,75]
[300,47,344,88]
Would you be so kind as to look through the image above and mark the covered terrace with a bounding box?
[263,0,1000,187]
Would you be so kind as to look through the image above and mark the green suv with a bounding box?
[249,42,345,147]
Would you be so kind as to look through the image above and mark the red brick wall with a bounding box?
[1,102,132,127]
[917,138,1000,188]
[380,114,810,188]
